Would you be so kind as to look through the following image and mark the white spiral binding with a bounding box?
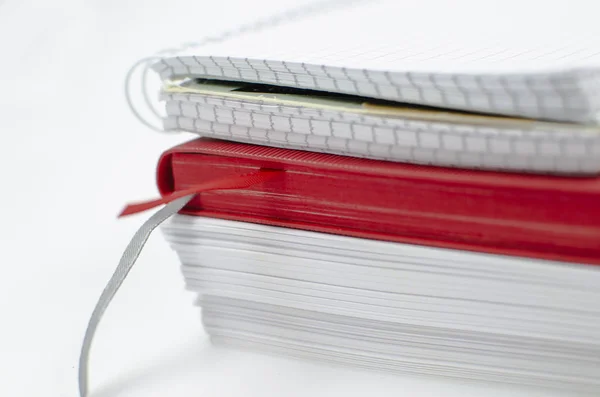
[124,0,365,132]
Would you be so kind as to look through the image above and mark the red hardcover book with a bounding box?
[106,137,600,393]
[145,137,600,265]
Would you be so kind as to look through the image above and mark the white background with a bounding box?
[0,1,581,396]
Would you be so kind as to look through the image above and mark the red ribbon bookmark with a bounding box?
[119,169,283,217]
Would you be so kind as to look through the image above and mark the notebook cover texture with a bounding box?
[157,138,600,265]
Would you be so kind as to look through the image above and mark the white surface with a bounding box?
[0,1,592,397]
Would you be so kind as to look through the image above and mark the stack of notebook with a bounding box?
[132,0,600,393]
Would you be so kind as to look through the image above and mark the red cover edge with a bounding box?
[156,138,600,265]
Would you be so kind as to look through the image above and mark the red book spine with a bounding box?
[156,138,600,265]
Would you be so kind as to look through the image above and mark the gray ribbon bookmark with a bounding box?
[78,195,194,397]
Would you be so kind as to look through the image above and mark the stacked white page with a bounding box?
[161,215,600,393]
[152,0,600,174]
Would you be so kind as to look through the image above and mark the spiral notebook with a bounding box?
[151,0,600,174]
